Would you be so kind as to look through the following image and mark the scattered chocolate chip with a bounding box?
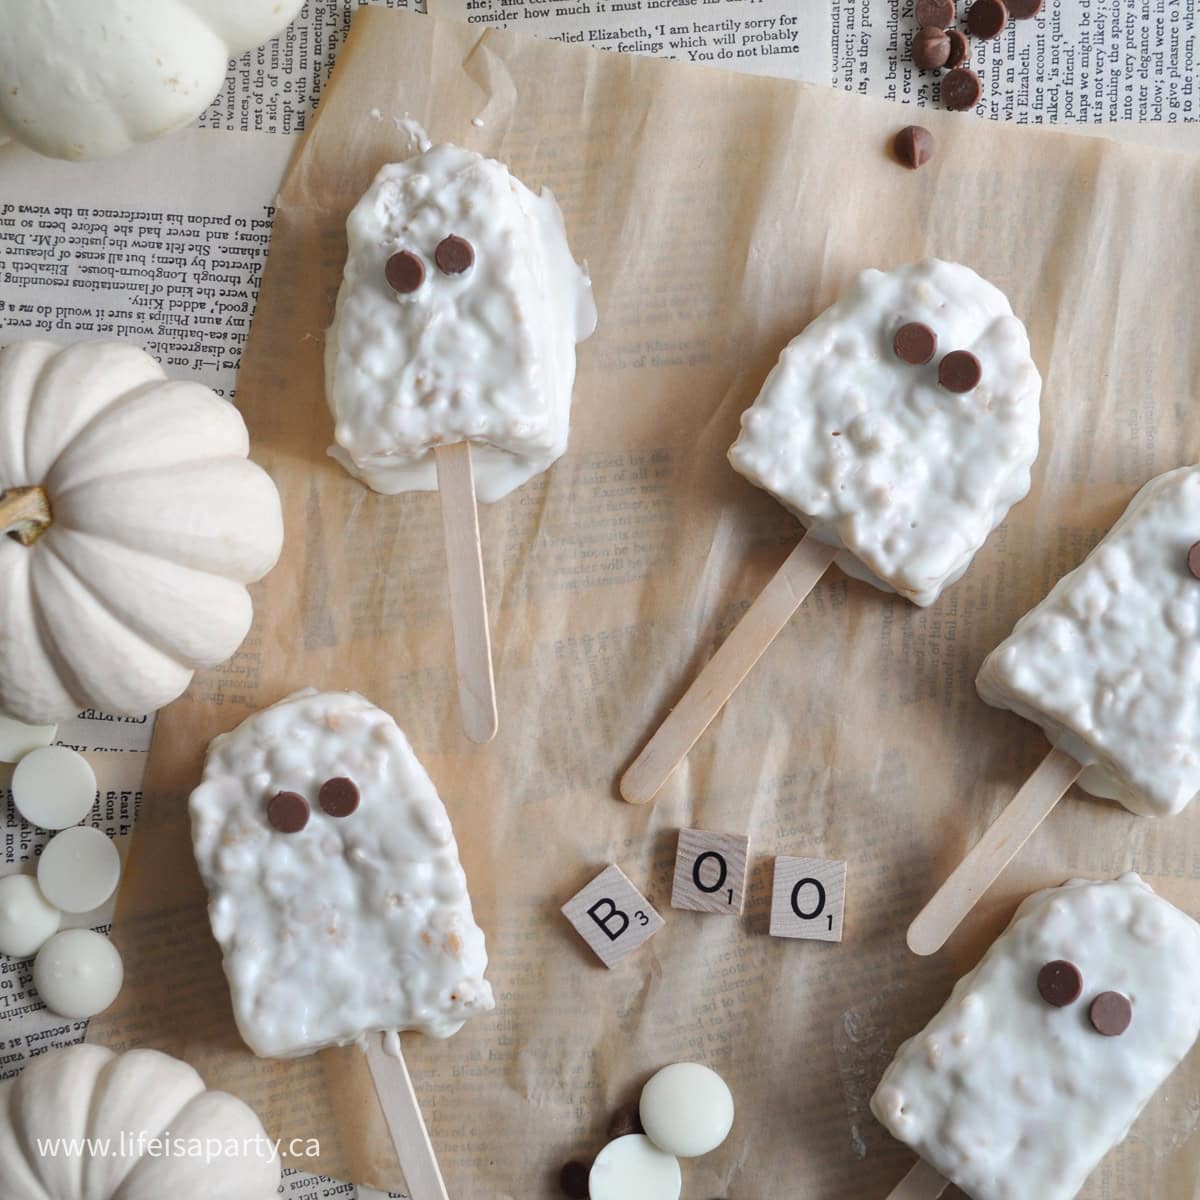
[938,349,982,392]
[912,25,951,69]
[894,322,938,365]
[318,776,360,818]
[385,250,425,294]
[967,0,1008,38]
[435,234,475,276]
[894,125,935,170]
[1090,991,1132,1036]
[942,67,983,110]
[607,1101,645,1139]
[559,1159,591,1198]
[915,0,956,27]
[945,28,970,68]
[1006,0,1042,15]
[1037,960,1083,1007]
[1188,542,1200,579]
[267,791,310,834]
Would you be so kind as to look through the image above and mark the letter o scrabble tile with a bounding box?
[0,874,62,959]
[11,746,96,830]
[639,1062,734,1157]
[589,1135,681,1200]
[671,828,750,915]
[34,928,124,1020]
[561,864,663,968]
[769,856,847,942]
[37,826,121,914]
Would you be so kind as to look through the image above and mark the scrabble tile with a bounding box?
[561,864,664,968]
[769,856,846,942]
[670,828,750,915]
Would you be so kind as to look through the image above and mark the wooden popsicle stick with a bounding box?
[365,1032,450,1200]
[435,442,497,744]
[885,1159,950,1200]
[907,746,1082,956]
[621,531,839,805]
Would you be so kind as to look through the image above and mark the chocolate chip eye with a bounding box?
[937,349,982,393]
[1037,960,1083,1007]
[434,235,474,276]
[267,791,310,834]
[1187,541,1200,580]
[1089,991,1132,1037]
[385,250,425,294]
[893,322,937,365]
[318,776,360,818]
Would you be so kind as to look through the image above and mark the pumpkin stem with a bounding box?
[0,486,52,546]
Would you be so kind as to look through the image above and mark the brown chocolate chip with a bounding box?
[559,1160,591,1198]
[894,125,935,170]
[607,1101,645,1140]
[1006,0,1042,15]
[938,349,982,392]
[1037,960,1083,1007]
[1090,991,1132,1036]
[945,28,970,68]
[912,26,951,69]
[385,250,425,294]
[967,0,1008,38]
[318,776,360,819]
[435,235,475,276]
[894,322,938,364]
[1188,542,1200,579]
[267,791,310,834]
[915,0,955,27]
[942,67,983,110]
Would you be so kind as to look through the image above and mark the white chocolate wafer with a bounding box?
[189,689,494,1058]
[0,875,61,959]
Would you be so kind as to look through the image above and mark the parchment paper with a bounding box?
[90,8,1200,1197]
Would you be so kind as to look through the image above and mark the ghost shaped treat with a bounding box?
[874,875,1200,1200]
[189,689,494,1059]
[728,258,1041,607]
[325,143,597,502]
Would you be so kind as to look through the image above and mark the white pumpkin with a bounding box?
[0,0,305,160]
[0,339,284,726]
[0,1044,281,1199]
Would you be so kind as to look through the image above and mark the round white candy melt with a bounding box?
[639,1062,735,1158]
[37,827,121,914]
[0,874,62,958]
[33,929,124,1020]
[0,715,57,765]
[11,745,96,829]
[588,1135,681,1200]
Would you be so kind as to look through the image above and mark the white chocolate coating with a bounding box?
[37,827,122,914]
[728,260,1041,606]
[325,144,597,503]
[0,715,56,765]
[189,689,494,1059]
[589,1135,681,1200]
[978,467,1200,816]
[871,875,1200,1200]
[33,929,124,1020]
[0,875,61,959]
[639,1062,734,1158]
[11,746,96,830]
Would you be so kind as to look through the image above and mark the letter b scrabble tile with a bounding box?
[769,856,847,942]
[561,864,664,968]
[671,828,750,915]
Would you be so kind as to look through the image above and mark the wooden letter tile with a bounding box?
[561,864,664,968]
[769,856,846,942]
[671,828,750,915]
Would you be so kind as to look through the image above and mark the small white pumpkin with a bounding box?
[0,0,305,160]
[0,1044,281,1199]
[0,339,284,725]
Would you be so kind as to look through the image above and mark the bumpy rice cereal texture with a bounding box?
[189,690,494,1058]
[978,467,1200,816]
[325,144,597,502]
[871,875,1200,1200]
[728,259,1041,606]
